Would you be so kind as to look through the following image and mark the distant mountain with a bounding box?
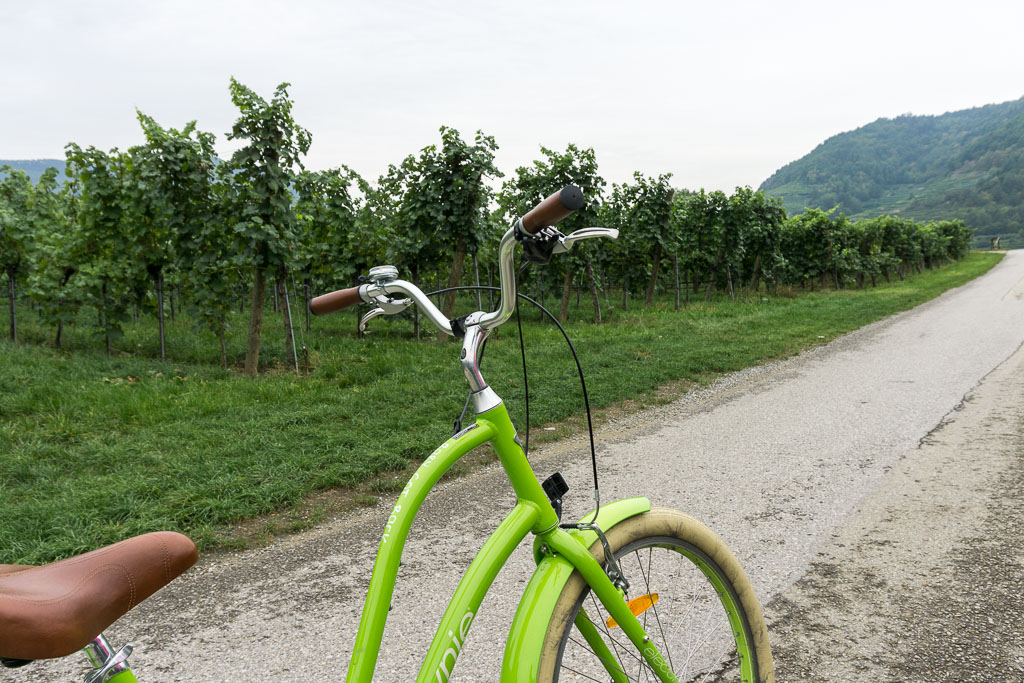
[0,159,66,183]
[760,97,1024,247]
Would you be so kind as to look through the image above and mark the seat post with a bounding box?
[82,634,133,682]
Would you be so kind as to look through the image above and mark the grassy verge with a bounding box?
[0,252,1002,564]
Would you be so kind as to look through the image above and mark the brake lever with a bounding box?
[551,227,619,254]
[358,294,411,334]
[372,294,411,315]
[359,307,385,333]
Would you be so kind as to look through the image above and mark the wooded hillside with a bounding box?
[760,96,1024,247]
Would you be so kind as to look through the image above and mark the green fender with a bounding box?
[500,496,651,681]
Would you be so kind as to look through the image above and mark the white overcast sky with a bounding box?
[2,0,1022,192]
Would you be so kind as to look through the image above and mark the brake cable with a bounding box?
[424,281,602,522]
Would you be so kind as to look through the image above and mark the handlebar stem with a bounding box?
[360,226,517,411]
[476,224,521,331]
[359,220,525,337]
[460,318,503,414]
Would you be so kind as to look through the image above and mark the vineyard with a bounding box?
[1,80,975,373]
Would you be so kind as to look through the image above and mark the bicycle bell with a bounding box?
[367,265,399,286]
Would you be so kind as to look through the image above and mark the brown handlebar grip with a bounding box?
[520,186,585,234]
[310,286,364,315]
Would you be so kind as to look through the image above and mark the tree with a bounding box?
[295,167,381,335]
[0,167,35,341]
[27,169,80,347]
[892,216,923,277]
[380,127,500,336]
[432,127,501,324]
[132,113,234,366]
[134,111,220,359]
[226,78,311,374]
[377,155,445,337]
[605,174,675,306]
[788,209,826,286]
[742,191,788,292]
[781,209,860,289]
[176,163,239,368]
[63,144,136,354]
[673,189,722,304]
[937,219,972,260]
[498,144,607,322]
[712,187,756,299]
[600,190,638,309]
[632,174,674,305]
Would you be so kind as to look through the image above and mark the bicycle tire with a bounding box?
[538,507,774,682]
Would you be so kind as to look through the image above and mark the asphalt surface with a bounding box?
[18,251,1024,682]
[768,330,1024,681]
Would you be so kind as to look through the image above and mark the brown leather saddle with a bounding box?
[0,532,196,661]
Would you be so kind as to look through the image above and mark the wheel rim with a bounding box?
[554,536,758,683]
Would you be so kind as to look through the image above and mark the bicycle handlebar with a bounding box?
[310,186,587,333]
[310,286,363,315]
[520,186,585,235]
[313,279,455,335]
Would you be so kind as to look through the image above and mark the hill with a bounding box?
[0,159,66,183]
[760,97,1024,248]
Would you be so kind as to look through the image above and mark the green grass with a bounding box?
[0,252,1003,564]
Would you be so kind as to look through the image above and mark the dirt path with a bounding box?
[22,251,1024,682]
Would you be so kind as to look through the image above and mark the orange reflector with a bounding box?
[606,593,659,628]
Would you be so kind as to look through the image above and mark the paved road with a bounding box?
[769,328,1024,680]
[24,252,1024,682]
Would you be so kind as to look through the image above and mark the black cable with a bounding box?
[453,337,488,435]
[453,387,472,435]
[514,293,530,456]
[424,284,601,519]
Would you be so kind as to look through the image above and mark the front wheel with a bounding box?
[538,507,774,682]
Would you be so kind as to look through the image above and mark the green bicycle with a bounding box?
[0,187,773,682]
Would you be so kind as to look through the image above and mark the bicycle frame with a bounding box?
[38,205,757,682]
[344,400,676,682]
[339,221,680,680]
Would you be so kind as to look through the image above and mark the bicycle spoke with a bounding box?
[566,620,648,681]
[566,635,641,682]
[549,527,761,683]
[603,628,646,666]
[633,545,676,675]
[590,591,631,671]
[562,660,642,683]
[668,571,706,674]
[695,646,733,683]
[680,619,728,676]
[585,591,654,680]
[670,570,721,660]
